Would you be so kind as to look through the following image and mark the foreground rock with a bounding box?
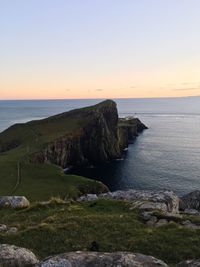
[36,251,168,267]
[180,190,200,211]
[0,196,30,209]
[79,189,180,214]
[177,259,200,266]
[0,224,18,234]
[0,244,38,266]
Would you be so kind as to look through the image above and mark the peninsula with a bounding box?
[0,100,147,201]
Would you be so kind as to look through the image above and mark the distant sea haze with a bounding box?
[1,97,200,195]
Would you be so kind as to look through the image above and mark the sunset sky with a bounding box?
[1,0,200,99]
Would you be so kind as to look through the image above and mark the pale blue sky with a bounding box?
[1,0,200,99]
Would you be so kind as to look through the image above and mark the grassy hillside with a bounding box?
[0,155,106,201]
[0,142,107,202]
[1,199,200,266]
[0,101,112,200]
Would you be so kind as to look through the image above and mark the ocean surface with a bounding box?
[1,97,200,195]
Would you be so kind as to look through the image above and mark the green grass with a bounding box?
[0,199,200,265]
[0,139,107,200]
[0,159,107,201]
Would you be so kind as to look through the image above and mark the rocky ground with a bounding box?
[0,190,200,266]
[1,244,200,266]
[78,189,200,230]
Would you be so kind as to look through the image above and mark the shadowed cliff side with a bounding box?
[30,100,120,167]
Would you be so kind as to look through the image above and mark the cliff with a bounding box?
[0,100,147,169]
[118,117,147,150]
[29,100,147,168]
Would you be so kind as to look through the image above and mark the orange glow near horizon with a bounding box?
[1,85,200,100]
[1,67,200,99]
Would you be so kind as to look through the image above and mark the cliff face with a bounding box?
[118,117,147,150]
[31,100,147,168]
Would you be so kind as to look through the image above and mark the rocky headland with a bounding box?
[0,100,147,169]
[30,100,147,168]
[0,100,147,200]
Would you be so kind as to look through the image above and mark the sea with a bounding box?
[1,97,200,196]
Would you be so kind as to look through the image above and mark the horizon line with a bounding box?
[0,95,199,101]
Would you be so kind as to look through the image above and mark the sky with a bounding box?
[1,0,200,99]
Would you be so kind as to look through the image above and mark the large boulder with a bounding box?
[78,194,98,202]
[0,196,30,209]
[0,244,38,266]
[177,259,200,266]
[180,191,200,211]
[79,190,180,214]
[36,251,168,267]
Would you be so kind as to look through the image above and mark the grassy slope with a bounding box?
[0,156,106,201]
[0,199,200,266]
[0,102,109,200]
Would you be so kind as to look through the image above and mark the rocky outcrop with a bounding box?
[140,211,183,227]
[177,259,200,266]
[0,196,30,209]
[180,190,200,211]
[0,244,38,266]
[181,220,200,229]
[31,100,147,168]
[36,251,168,267]
[78,189,180,214]
[118,117,147,149]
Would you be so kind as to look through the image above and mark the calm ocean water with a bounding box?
[1,97,200,195]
